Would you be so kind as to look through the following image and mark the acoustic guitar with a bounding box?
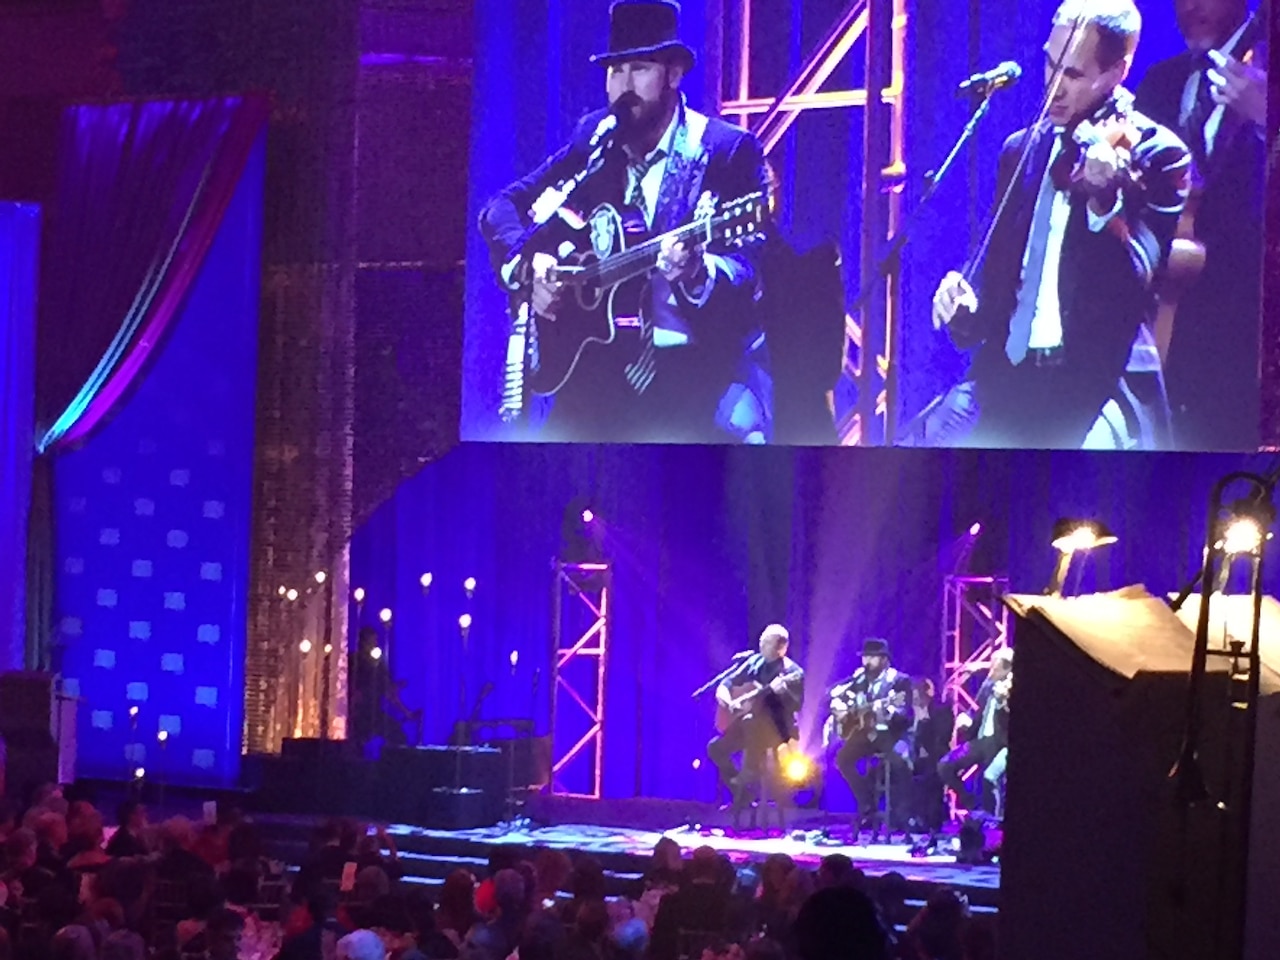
[509,192,768,400]
[829,687,908,740]
[714,665,801,735]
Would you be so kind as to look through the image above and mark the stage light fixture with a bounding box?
[323,644,333,655]
[133,767,145,780]
[299,639,313,654]
[1046,518,1117,596]
[277,585,287,597]
[509,650,519,668]
[129,706,139,719]
[157,730,169,743]
[420,572,434,590]
[314,571,327,585]
[969,522,982,536]
[369,646,383,661]
[379,608,392,623]
[692,758,702,770]
[463,576,477,597]
[582,508,595,524]
[459,613,473,631]
[286,588,299,602]
[353,587,366,603]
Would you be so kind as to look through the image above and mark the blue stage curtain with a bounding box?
[0,204,40,672]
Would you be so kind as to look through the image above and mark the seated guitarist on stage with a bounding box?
[825,638,913,830]
[478,0,772,444]
[708,625,805,806]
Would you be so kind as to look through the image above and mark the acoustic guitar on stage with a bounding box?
[829,687,908,740]
[505,191,768,402]
[714,665,802,735]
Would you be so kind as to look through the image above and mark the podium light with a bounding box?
[379,608,392,624]
[463,577,477,598]
[420,572,433,590]
[369,646,383,661]
[1047,519,1117,596]
[353,587,366,603]
[299,639,313,654]
[314,571,327,585]
[157,730,169,743]
[286,588,299,602]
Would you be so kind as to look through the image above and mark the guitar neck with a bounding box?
[577,218,712,289]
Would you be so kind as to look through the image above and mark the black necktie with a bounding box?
[1186,61,1217,168]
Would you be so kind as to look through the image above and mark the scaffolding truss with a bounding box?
[721,0,908,445]
[941,574,1010,715]
[549,560,611,799]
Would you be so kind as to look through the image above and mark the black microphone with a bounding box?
[587,94,639,150]
[956,61,1022,95]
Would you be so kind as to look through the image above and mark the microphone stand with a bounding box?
[691,660,747,699]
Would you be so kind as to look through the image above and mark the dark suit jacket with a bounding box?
[478,103,769,396]
[950,97,1189,445]
[967,677,1010,747]
[910,700,954,770]
[1135,54,1264,449]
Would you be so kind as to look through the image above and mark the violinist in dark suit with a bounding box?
[925,0,1191,450]
[1134,0,1267,451]
[906,678,954,831]
[479,0,771,444]
[938,649,1012,814]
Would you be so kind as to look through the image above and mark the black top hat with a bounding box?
[860,637,890,657]
[590,1,696,70]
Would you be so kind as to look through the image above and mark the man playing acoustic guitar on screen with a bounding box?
[479,0,772,444]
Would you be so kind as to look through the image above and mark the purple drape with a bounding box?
[36,94,269,450]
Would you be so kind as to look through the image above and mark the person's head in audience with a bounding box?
[338,929,387,960]
[67,809,104,857]
[760,854,795,903]
[491,869,525,923]
[961,914,996,960]
[573,899,609,943]
[436,869,476,930]
[30,783,66,814]
[907,888,969,960]
[100,929,144,960]
[116,801,146,837]
[33,811,69,854]
[651,837,682,873]
[338,820,361,855]
[354,866,392,905]
[515,860,538,915]
[365,895,414,957]
[312,820,342,853]
[612,917,649,960]
[158,816,196,855]
[569,856,606,901]
[402,887,438,944]
[206,907,246,960]
[533,848,572,903]
[687,846,720,886]
[39,887,82,942]
[5,828,38,873]
[49,925,96,960]
[817,854,864,891]
[794,886,890,960]
[86,897,125,933]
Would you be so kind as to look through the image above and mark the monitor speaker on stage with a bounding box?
[999,590,1280,960]
[0,672,77,796]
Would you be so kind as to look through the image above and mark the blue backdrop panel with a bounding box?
[0,203,40,673]
[53,135,264,787]
[350,442,1271,803]
[463,0,1190,442]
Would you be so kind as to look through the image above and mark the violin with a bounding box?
[1051,87,1145,198]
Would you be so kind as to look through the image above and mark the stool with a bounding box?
[864,752,893,844]
[732,747,786,832]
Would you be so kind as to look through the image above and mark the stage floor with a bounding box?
[382,819,1002,895]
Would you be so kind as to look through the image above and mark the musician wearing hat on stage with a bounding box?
[479,0,772,444]
[938,647,1013,816]
[708,624,805,805]
[826,638,913,829]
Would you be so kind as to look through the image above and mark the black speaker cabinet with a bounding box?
[1000,592,1280,960]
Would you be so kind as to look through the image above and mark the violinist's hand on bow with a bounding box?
[1207,49,1267,128]
[657,235,707,285]
[932,271,978,330]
